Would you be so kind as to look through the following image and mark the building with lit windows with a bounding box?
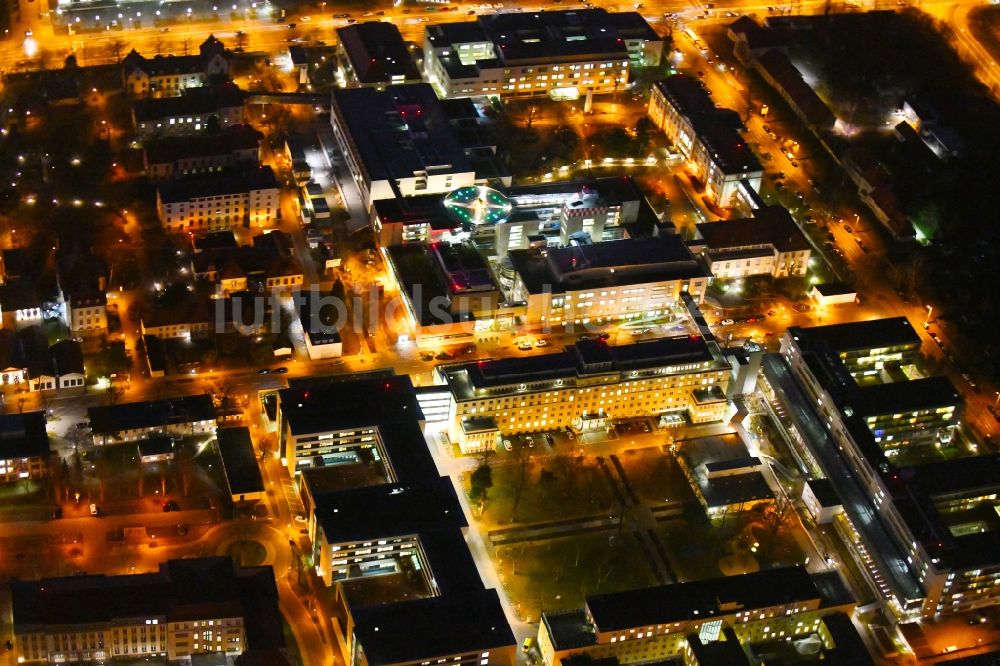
[65,290,108,334]
[648,75,763,206]
[442,336,730,449]
[122,35,230,97]
[11,557,286,664]
[336,21,422,90]
[423,9,663,99]
[690,205,811,278]
[0,411,50,483]
[280,374,517,665]
[508,235,712,327]
[144,124,262,180]
[774,318,1000,620]
[87,395,217,444]
[537,566,857,665]
[330,84,486,210]
[132,85,246,138]
[156,166,279,233]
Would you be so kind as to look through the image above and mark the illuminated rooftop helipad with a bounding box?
[443,186,513,226]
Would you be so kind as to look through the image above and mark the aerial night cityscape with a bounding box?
[0,0,998,662]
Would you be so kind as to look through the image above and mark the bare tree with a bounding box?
[106,39,128,64]
[509,445,534,523]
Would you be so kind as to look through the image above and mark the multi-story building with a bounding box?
[330,84,483,210]
[754,49,836,133]
[217,426,265,505]
[772,317,1000,620]
[507,235,712,327]
[337,21,422,90]
[122,35,230,97]
[156,166,279,233]
[648,75,763,206]
[423,9,663,99]
[0,411,50,483]
[144,124,262,180]
[11,557,286,664]
[132,85,246,139]
[442,336,731,449]
[139,292,214,340]
[277,374,517,665]
[537,566,857,665]
[690,205,811,278]
[87,395,217,444]
[0,280,43,330]
[191,230,304,297]
[65,290,108,334]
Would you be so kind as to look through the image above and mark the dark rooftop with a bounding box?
[217,426,264,497]
[133,85,246,123]
[696,205,809,253]
[145,124,261,166]
[756,50,835,130]
[137,435,174,459]
[313,477,466,544]
[13,557,283,652]
[508,235,709,295]
[351,590,515,664]
[87,395,216,435]
[0,411,50,460]
[585,566,831,631]
[805,477,842,508]
[337,22,420,84]
[787,317,920,355]
[158,166,278,203]
[278,375,424,436]
[851,376,960,417]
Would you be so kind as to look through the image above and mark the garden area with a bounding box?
[613,446,693,505]
[466,453,617,529]
[495,532,657,621]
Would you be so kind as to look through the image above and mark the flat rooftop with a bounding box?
[278,375,423,436]
[331,84,473,186]
[0,411,49,460]
[217,426,264,497]
[696,205,809,253]
[508,235,709,295]
[351,590,515,665]
[88,395,216,435]
[337,22,420,84]
[787,317,920,354]
[158,166,277,203]
[852,376,960,417]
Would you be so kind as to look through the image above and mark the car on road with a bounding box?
[526,436,535,448]
[435,351,454,360]
[161,500,180,512]
[300,15,311,21]
[273,367,288,374]
[503,439,513,451]
[334,12,349,17]
[294,514,308,524]
[535,339,548,347]
[286,22,297,28]
[791,161,799,168]
[517,341,533,351]
[640,422,651,433]
[89,503,101,517]
[962,373,976,388]
[545,433,555,445]
[420,353,435,362]
[844,225,853,233]
[258,368,271,375]
[721,318,735,326]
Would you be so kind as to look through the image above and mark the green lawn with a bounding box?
[614,447,695,504]
[472,456,615,528]
[495,532,656,622]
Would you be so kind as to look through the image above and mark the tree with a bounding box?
[234,31,250,51]
[469,463,493,509]
[509,445,534,523]
[758,496,794,557]
[105,39,128,64]
[94,338,131,379]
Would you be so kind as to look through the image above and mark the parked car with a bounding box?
[721,318,735,326]
[161,500,180,512]
[503,439,513,451]
[536,339,548,347]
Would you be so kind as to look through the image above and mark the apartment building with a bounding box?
[690,205,811,278]
[144,124,262,180]
[0,411,50,483]
[337,21,422,90]
[648,75,763,206]
[537,566,857,665]
[11,557,285,664]
[122,35,230,97]
[156,166,279,233]
[442,336,731,449]
[87,395,217,444]
[330,84,480,210]
[132,85,246,139]
[774,318,1000,620]
[191,230,304,296]
[754,49,836,133]
[277,374,517,665]
[423,9,663,99]
[65,290,108,334]
[508,235,712,327]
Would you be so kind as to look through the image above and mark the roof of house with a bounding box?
[0,280,42,312]
[158,166,278,203]
[787,317,919,354]
[137,435,175,458]
[696,205,809,253]
[508,235,709,295]
[145,124,262,166]
[350,590,515,664]
[756,50,835,130]
[50,339,84,376]
[277,375,424,437]
[217,427,264,496]
[133,85,246,123]
[337,21,420,84]
[585,566,827,631]
[0,411,50,460]
[87,395,216,435]
[12,557,284,651]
